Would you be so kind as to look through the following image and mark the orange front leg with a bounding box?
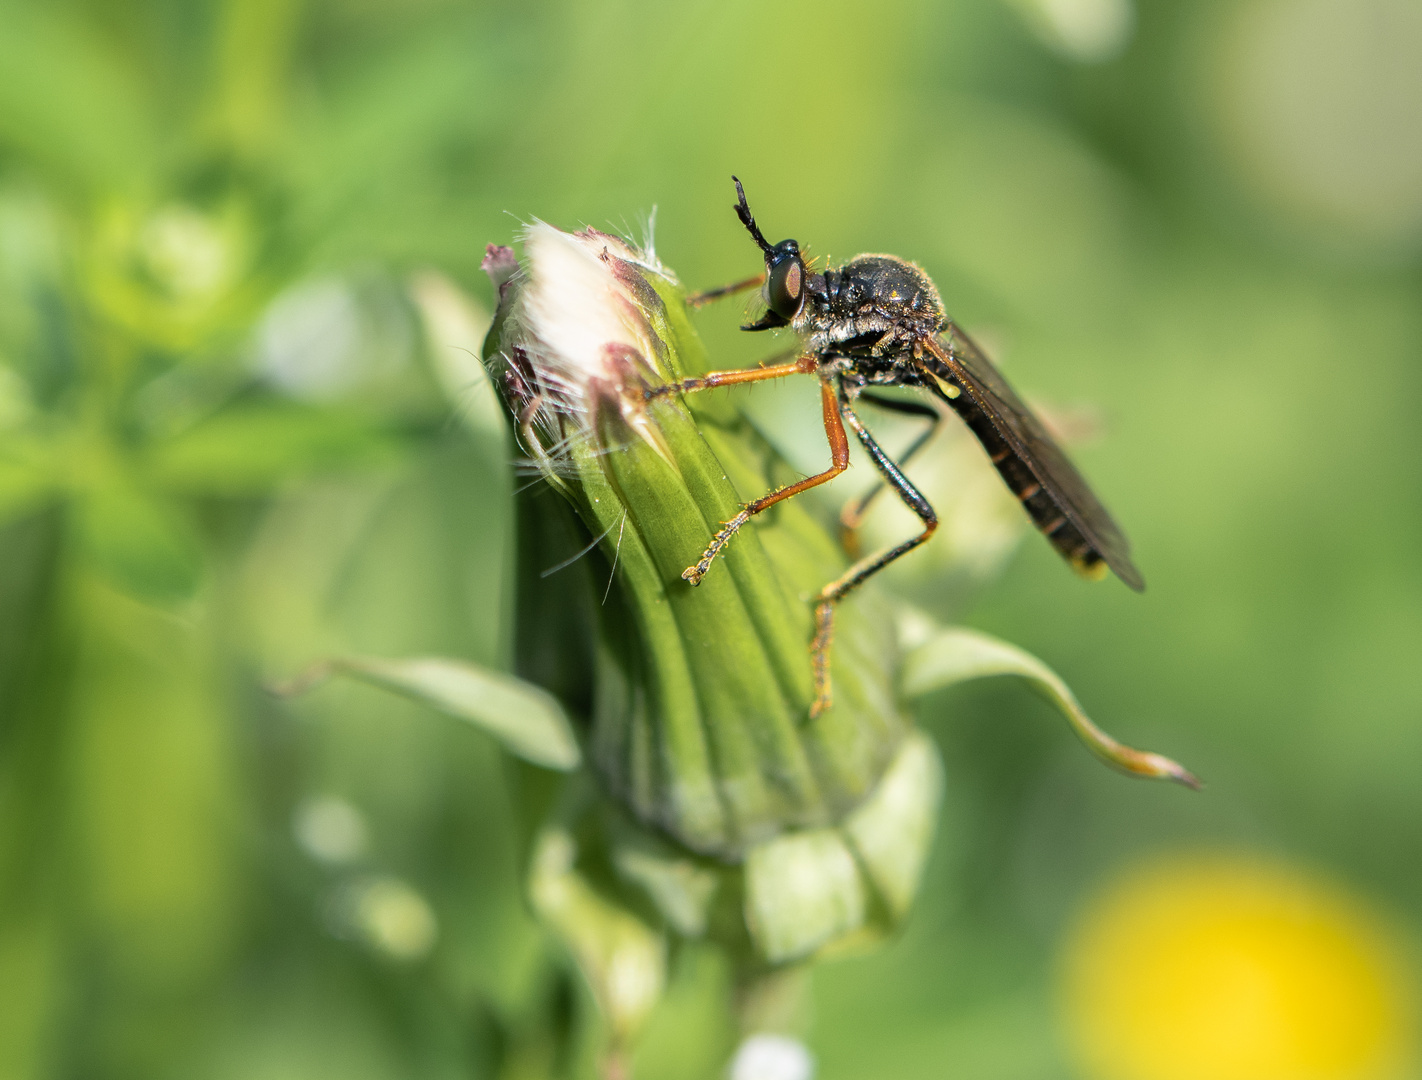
[682,378,850,585]
[645,352,817,401]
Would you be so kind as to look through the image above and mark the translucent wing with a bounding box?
[920,324,1144,590]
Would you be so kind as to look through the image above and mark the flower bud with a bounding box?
[486,223,912,861]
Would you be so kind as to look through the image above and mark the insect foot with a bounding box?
[682,510,752,585]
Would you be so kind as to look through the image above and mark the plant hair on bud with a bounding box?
[496,223,678,475]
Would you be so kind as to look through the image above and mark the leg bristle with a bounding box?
[809,600,836,718]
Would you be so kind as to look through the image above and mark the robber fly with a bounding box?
[649,177,1143,718]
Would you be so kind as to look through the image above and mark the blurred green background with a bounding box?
[2,0,1420,1077]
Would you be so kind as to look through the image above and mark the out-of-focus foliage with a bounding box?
[0,0,1419,1078]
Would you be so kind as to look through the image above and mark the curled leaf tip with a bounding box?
[1102,741,1202,790]
[1166,759,1204,791]
[265,660,334,698]
[899,620,1200,790]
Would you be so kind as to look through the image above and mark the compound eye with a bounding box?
[766,254,805,320]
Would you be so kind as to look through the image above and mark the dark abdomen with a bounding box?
[944,392,1105,575]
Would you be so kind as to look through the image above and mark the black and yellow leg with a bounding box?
[811,395,939,717]
[682,378,850,585]
[838,392,942,557]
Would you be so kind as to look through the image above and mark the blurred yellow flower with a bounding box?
[1060,854,1416,1080]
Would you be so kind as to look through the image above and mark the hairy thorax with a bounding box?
[798,254,944,376]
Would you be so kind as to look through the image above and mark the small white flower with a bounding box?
[728,1034,815,1080]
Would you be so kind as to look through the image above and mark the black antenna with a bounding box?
[732,176,773,254]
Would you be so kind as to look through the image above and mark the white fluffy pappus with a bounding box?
[503,222,678,469]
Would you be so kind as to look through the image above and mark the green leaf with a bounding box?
[528,825,666,1044]
[0,4,157,194]
[610,832,720,939]
[75,483,201,602]
[408,271,504,446]
[900,618,1200,789]
[0,910,62,1079]
[66,583,244,988]
[0,459,53,528]
[282,655,581,771]
[841,730,944,922]
[744,829,867,964]
[148,404,398,495]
